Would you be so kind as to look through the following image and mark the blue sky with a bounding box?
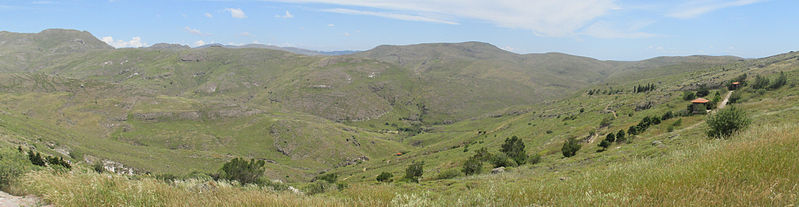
[0,0,796,60]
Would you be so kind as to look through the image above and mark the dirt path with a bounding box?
[0,191,46,207]
[718,91,733,110]
[668,91,735,135]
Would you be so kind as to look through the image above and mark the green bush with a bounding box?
[682,91,696,101]
[315,173,338,183]
[436,169,461,180]
[462,156,483,176]
[403,160,424,183]
[770,71,788,89]
[528,153,541,165]
[472,147,492,162]
[219,157,265,185]
[561,137,582,157]
[0,148,38,187]
[728,92,742,104]
[752,75,770,89]
[27,149,45,166]
[500,136,527,165]
[376,172,393,183]
[490,153,516,168]
[92,161,105,173]
[303,181,333,195]
[706,106,751,138]
[616,130,626,143]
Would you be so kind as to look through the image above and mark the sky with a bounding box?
[0,0,797,60]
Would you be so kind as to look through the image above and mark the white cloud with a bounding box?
[668,0,766,19]
[31,1,54,4]
[184,26,210,36]
[343,32,350,36]
[193,40,206,47]
[581,21,656,39]
[101,36,146,48]
[225,8,247,18]
[327,24,335,27]
[268,0,617,37]
[204,12,213,18]
[240,32,254,37]
[322,8,458,25]
[275,10,294,18]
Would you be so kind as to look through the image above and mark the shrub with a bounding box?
[315,173,338,183]
[752,75,770,89]
[219,158,265,185]
[376,172,394,183]
[770,71,787,89]
[616,130,626,143]
[303,181,333,195]
[706,106,751,138]
[599,116,613,128]
[462,156,483,176]
[27,149,45,166]
[403,160,424,183]
[92,161,105,173]
[628,125,639,136]
[683,91,696,101]
[528,153,541,165]
[1,148,38,187]
[436,169,461,180]
[473,147,492,162]
[546,130,553,134]
[661,111,674,120]
[561,137,582,157]
[728,92,742,104]
[696,87,710,97]
[500,136,527,165]
[45,155,71,169]
[490,153,517,168]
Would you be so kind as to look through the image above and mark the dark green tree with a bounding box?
[461,156,483,176]
[220,157,266,185]
[628,125,639,135]
[376,172,393,183]
[561,137,582,157]
[683,91,696,101]
[27,150,45,166]
[403,160,424,183]
[500,136,527,165]
[473,147,492,162]
[706,106,751,138]
[770,71,788,89]
[752,75,770,89]
[616,130,626,143]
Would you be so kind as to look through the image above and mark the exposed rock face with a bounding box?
[491,167,505,174]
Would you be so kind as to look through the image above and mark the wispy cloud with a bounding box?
[275,10,294,18]
[240,32,254,37]
[267,0,617,37]
[225,8,247,18]
[581,21,657,39]
[322,8,458,25]
[668,0,767,19]
[204,12,213,18]
[101,36,147,48]
[184,26,211,36]
[193,40,206,47]
[31,1,55,4]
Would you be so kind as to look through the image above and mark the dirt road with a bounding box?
[0,191,46,207]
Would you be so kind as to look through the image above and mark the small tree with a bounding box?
[696,87,710,97]
[752,75,770,89]
[27,150,45,166]
[473,147,492,162]
[599,116,612,128]
[706,106,751,138]
[528,153,541,165]
[683,91,696,101]
[490,153,516,168]
[616,130,626,143]
[403,161,424,183]
[462,156,483,176]
[220,157,266,185]
[376,172,393,183]
[628,125,639,136]
[500,136,527,165]
[728,92,742,104]
[770,71,788,89]
[561,137,582,157]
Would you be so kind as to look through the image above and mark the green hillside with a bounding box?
[1,29,797,206]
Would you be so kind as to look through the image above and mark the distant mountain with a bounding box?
[196,43,359,56]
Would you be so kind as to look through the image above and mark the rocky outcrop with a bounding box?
[132,111,200,121]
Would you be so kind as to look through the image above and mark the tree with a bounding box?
[696,87,710,97]
[752,74,770,89]
[616,130,626,143]
[27,150,45,166]
[500,136,527,165]
[628,125,639,136]
[462,156,483,176]
[728,92,742,104]
[661,111,673,120]
[561,137,582,157]
[683,91,696,101]
[473,147,492,162]
[220,157,266,185]
[490,153,516,168]
[376,172,393,183]
[599,116,612,128]
[598,139,612,151]
[770,71,788,89]
[403,161,424,183]
[706,106,751,138]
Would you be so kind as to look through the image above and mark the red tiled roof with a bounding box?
[691,98,710,104]
[732,82,740,85]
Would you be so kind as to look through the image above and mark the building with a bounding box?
[690,98,710,114]
[730,82,741,90]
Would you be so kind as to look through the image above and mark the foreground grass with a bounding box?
[7,122,798,206]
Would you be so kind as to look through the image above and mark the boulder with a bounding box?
[491,167,505,174]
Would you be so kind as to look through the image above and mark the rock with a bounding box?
[651,140,664,147]
[559,177,567,181]
[491,167,505,174]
